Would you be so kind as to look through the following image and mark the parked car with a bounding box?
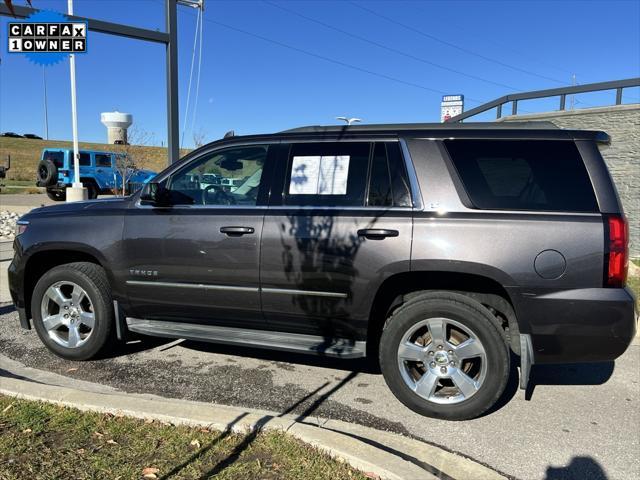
[1,132,23,138]
[23,133,43,140]
[9,122,636,420]
[35,148,156,201]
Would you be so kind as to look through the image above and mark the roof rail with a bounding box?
[280,121,559,133]
[446,77,640,123]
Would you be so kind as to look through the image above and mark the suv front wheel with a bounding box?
[379,291,510,420]
[31,262,114,360]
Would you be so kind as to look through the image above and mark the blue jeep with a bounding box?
[36,148,156,201]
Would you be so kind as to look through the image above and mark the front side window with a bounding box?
[167,145,268,206]
[283,142,370,207]
[444,140,598,212]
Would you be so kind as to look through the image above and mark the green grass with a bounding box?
[0,179,44,195]
[0,396,367,480]
[0,137,190,181]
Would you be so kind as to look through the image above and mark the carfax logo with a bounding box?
[7,10,87,65]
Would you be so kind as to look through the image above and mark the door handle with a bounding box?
[357,228,399,239]
[220,226,255,236]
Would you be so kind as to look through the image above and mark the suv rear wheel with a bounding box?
[379,291,509,420]
[31,262,114,360]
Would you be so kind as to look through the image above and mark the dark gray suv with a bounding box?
[8,122,636,420]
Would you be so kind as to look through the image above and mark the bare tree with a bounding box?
[114,127,154,196]
[192,128,207,148]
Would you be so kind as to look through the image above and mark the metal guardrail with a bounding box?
[446,77,640,123]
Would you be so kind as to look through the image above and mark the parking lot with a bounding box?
[0,304,637,480]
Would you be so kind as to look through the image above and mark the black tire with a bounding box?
[46,189,66,201]
[379,291,510,421]
[31,262,114,361]
[37,159,58,187]
[84,181,98,199]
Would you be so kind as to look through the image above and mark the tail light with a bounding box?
[604,215,628,288]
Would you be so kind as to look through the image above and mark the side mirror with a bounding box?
[140,182,170,206]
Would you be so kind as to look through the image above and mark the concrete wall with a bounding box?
[500,104,640,257]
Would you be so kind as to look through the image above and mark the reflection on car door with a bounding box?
[121,144,275,328]
[260,141,414,341]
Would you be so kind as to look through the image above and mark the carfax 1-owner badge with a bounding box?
[7,10,87,65]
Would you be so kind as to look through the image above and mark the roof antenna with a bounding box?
[223,130,235,138]
[336,116,362,126]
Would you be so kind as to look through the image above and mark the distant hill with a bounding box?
[0,137,191,181]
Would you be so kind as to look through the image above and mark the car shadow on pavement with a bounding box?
[525,361,614,400]
[545,456,608,480]
[0,304,16,315]
[180,339,379,374]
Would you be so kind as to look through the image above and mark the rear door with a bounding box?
[260,140,414,340]
[77,151,92,183]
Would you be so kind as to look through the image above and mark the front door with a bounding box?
[260,140,414,341]
[122,144,275,327]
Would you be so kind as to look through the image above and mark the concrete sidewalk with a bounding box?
[0,354,504,480]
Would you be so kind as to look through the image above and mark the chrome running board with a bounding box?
[126,318,366,359]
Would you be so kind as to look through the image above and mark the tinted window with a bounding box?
[168,145,268,206]
[43,151,64,168]
[95,154,112,167]
[79,152,91,166]
[368,143,392,207]
[444,140,598,212]
[284,142,370,207]
[386,142,412,207]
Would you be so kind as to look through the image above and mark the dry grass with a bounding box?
[0,137,190,181]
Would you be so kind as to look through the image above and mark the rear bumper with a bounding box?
[512,287,636,363]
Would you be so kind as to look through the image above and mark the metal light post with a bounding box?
[42,67,49,140]
[66,0,87,201]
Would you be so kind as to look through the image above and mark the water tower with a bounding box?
[100,111,133,144]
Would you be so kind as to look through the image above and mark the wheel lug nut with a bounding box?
[429,362,436,368]
[437,345,443,350]
[428,351,434,356]
[64,314,69,318]
[440,366,447,374]
[64,305,69,310]
[449,361,455,366]
[448,350,453,355]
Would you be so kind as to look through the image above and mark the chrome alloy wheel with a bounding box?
[40,281,95,348]
[396,317,487,405]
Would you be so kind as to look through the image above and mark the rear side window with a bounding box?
[95,154,112,167]
[79,152,91,166]
[367,142,412,207]
[444,140,598,212]
[284,142,370,207]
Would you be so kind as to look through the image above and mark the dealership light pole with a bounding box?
[42,66,49,140]
[65,0,88,201]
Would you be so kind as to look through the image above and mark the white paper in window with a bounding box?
[289,156,321,194]
[289,155,350,195]
[318,155,349,195]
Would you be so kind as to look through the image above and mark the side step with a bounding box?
[126,318,367,359]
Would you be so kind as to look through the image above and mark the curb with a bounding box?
[0,354,505,480]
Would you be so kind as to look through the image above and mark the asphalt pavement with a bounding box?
[0,305,638,480]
